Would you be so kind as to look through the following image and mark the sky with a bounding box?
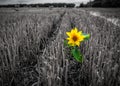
[0,0,90,5]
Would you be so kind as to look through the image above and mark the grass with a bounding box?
[0,8,120,86]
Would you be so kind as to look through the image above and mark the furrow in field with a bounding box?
[35,9,75,86]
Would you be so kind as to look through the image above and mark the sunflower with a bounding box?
[66,27,85,46]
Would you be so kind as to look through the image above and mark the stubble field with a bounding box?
[0,8,120,86]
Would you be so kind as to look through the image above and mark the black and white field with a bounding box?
[0,8,120,86]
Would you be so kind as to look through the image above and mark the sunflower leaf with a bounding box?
[71,47,83,63]
[82,33,90,40]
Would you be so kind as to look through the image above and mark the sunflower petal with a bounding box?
[76,42,80,46]
[67,38,70,40]
[79,37,84,42]
[71,29,75,34]
[71,43,75,46]
[74,27,78,33]
[78,31,82,35]
[68,40,73,44]
[66,32,71,37]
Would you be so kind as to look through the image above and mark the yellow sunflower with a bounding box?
[66,27,85,46]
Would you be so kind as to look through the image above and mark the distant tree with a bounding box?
[79,3,84,7]
[111,0,120,7]
[92,0,102,7]
[92,0,120,7]
[66,3,75,8]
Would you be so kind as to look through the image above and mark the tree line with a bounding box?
[79,0,120,7]
[0,3,75,8]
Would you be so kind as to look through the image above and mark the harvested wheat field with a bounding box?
[0,8,120,86]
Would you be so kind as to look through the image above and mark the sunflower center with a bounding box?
[72,35,78,42]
